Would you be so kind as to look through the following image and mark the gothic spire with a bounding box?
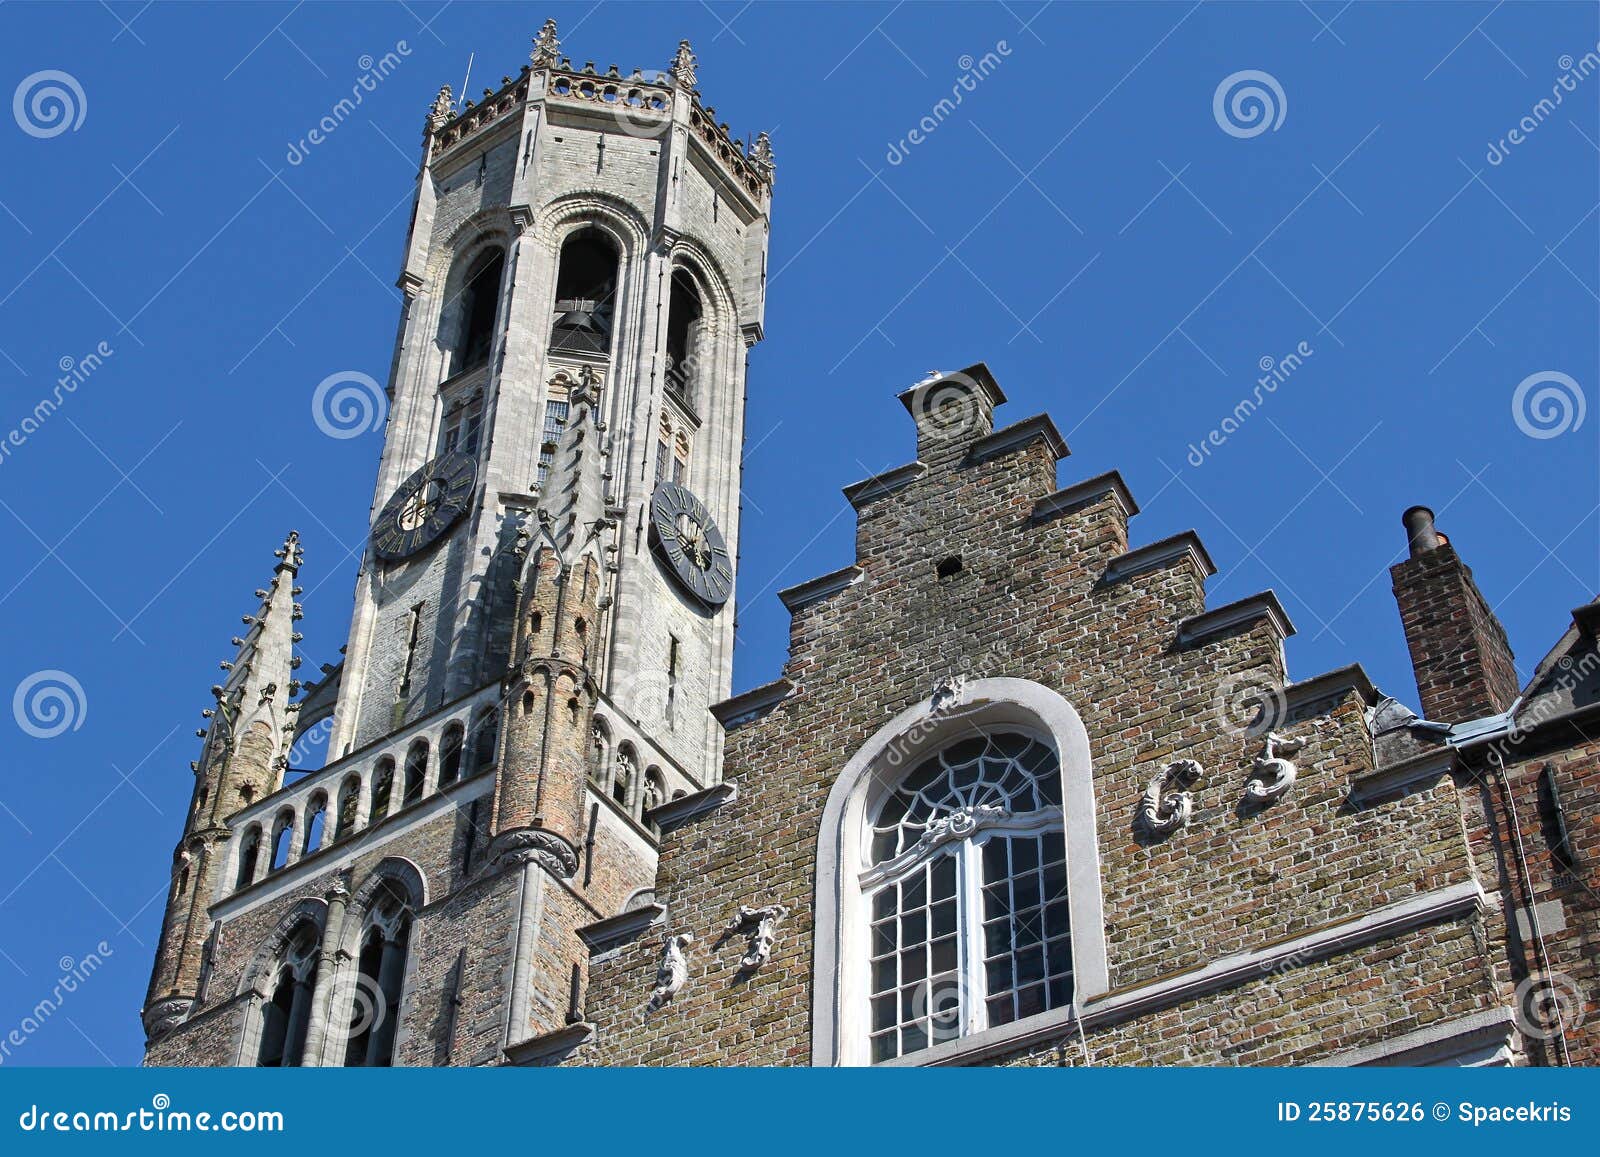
[670,39,697,91]
[531,18,560,69]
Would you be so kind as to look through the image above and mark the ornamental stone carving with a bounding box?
[669,39,697,91]
[1138,758,1204,835]
[488,828,580,878]
[531,19,560,69]
[724,904,789,972]
[930,674,966,714]
[648,933,694,1012]
[1243,732,1305,805]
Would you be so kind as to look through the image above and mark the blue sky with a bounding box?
[0,1,1595,1065]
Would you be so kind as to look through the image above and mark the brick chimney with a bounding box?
[1390,505,1519,722]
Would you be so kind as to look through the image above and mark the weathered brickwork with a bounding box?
[1392,541,1520,723]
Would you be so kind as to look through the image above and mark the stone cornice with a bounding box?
[1178,591,1296,647]
[1284,663,1380,715]
[778,564,863,613]
[1349,747,1458,805]
[579,903,666,954]
[842,462,927,509]
[503,1021,595,1066]
[969,414,1069,466]
[1103,531,1215,584]
[1032,470,1139,523]
[646,782,736,834]
[710,678,795,728]
[1308,1006,1515,1067]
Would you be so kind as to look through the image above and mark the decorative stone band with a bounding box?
[878,879,1487,1067]
[579,903,667,962]
[488,827,580,878]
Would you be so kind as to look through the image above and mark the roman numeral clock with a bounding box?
[650,481,733,608]
[372,452,478,561]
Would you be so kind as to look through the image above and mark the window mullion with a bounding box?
[960,839,988,1037]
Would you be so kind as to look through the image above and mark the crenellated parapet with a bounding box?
[423,20,773,203]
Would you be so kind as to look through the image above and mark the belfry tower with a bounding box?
[143,21,772,1065]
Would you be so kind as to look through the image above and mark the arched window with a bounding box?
[404,740,428,806]
[455,247,505,373]
[814,680,1106,1067]
[643,768,666,832]
[236,825,261,890]
[269,810,295,873]
[664,268,703,401]
[256,920,319,1067]
[471,707,499,776]
[343,882,412,1067]
[589,721,610,788]
[371,758,395,824]
[335,775,361,841]
[862,733,1068,1062]
[302,794,327,856]
[613,747,636,812]
[439,722,465,788]
[550,230,618,354]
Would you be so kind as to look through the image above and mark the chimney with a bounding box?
[1390,506,1519,722]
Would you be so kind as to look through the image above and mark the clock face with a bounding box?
[372,452,477,562]
[650,481,733,608]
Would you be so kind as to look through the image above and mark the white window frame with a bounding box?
[811,678,1107,1066]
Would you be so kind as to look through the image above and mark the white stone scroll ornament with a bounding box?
[647,933,694,1013]
[1138,759,1204,835]
[1242,732,1306,805]
[724,905,789,972]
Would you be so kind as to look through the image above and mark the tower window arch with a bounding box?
[454,247,506,374]
[236,825,262,891]
[664,267,703,403]
[269,810,295,873]
[255,920,320,1067]
[590,720,610,788]
[470,706,499,776]
[371,758,395,824]
[302,793,327,856]
[404,739,429,806]
[334,774,361,841]
[342,881,412,1068]
[550,229,619,355]
[439,722,465,788]
[613,746,637,812]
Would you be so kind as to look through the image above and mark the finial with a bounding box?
[429,84,454,127]
[274,529,303,570]
[531,18,560,69]
[670,39,697,91]
[750,131,774,176]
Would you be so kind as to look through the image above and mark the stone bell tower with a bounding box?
[141,20,771,1066]
[329,20,773,799]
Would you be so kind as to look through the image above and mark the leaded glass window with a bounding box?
[863,733,1071,1062]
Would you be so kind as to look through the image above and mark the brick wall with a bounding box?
[578,398,1502,1066]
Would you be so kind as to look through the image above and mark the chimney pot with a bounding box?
[1402,505,1439,558]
